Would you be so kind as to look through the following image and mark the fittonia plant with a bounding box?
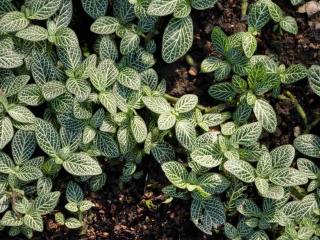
[0,0,319,239]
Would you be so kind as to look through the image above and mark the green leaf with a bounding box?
[27,0,61,20]
[89,173,107,191]
[173,0,191,18]
[54,212,65,225]
[79,200,94,212]
[54,0,73,29]
[242,32,257,58]
[0,48,24,69]
[37,177,53,195]
[15,166,43,181]
[269,168,308,187]
[91,59,118,91]
[236,199,261,217]
[267,1,284,22]
[12,130,36,165]
[99,36,119,61]
[211,26,227,54]
[66,78,91,102]
[120,32,140,55]
[151,141,175,164]
[224,160,255,183]
[147,0,178,16]
[162,16,193,63]
[94,132,119,158]
[117,125,136,154]
[113,0,135,24]
[230,122,262,147]
[31,50,57,85]
[191,197,225,234]
[130,115,147,143]
[16,25,48,41]
[1,211,23,227]
[249,230,269,240]
[201,57,228,73]
[90,17,120,34]
[142,96,171,114]
[8,105,35,124]
[191,0,218,10]
[253,99,277,133]
[174,94,198,113]
[256,152,272,178]
[198,173,230,194]
[0,117,14,150]
[208,83,236,101]
[175,120,196,150]
[65,217,82,229]
[270,144,295,169]
[1,75,30,98]
[23,212,43,232]
[63,152,102,176]
[117,67,141,90]
[81,0,108,19]
[58,46,81,70]
[282,64,308,84]
[53,27,79,48]
[99,92,117,115]
[191,143,224,168]
[297,158,318,179]
[18,84,44,106]
[158,113,176,130]
[294,134,320,158]
[66,181,84,203]
[35,119,61,157]
[308,65,320,97]
[42,81,66,101]
[32,191,60,215]
[65,202,77,212]
[248,2,270,31]
[280,16,298,34]
[290,0,302,5]
[161,161,188,189]
[0,11,29,33]
[0,1,16,15]
[0,152,14,174]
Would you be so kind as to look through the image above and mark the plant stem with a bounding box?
[241,0,248,18]
[278,91,308,128]
[305,113,320,133]
[164,94,228,113]
[290,186,306,200]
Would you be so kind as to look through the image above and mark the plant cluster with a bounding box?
[0,0,319,239]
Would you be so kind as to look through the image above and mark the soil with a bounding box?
[2,0,320,239]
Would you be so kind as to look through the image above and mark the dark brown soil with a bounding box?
[3,0,320,239]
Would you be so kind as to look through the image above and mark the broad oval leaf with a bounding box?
[147,0,178,16]
[191,143,224,168]
[175,120,196,150]
[253,99,277,133]
[27,0,61,20]
[161,161,188,189]
[224,160,255,183]
[162,16,193,63]
[35,119,61,157]
[63,152,102,176]
[294,134,320,158]
[0,117,14,150]
[81,0,108,19]
[308,65,320,97]
[230,122,262,147]
[174,94,198,113]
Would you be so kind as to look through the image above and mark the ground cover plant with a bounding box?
[0,0,319,239]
